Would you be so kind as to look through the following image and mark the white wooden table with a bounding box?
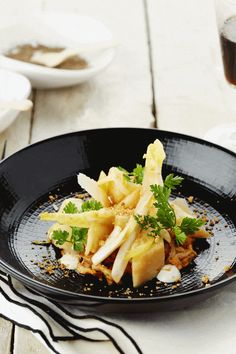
[0,0,235,353]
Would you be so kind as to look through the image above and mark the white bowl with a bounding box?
[204,123,236,153]
[0,69,31,132]
[0,14,115,89]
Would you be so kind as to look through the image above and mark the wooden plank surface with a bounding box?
[2,0,153,353]
[31,0,154,143]
[0,319,12,354]
[14,329,51,354]
[0,107,33,354]
[147,0,236,138]
[1,1,236,353]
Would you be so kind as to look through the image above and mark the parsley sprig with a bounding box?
[52,227,87,252]
[180,217,205,234]
[63,201,79,214]
[164,173,184,190]
[51,230,69,245]
[118,164,144,184]
[135,174,205,245]
[63,199,102,215]
[55,197,103,250]
[81,199,103,212]
[70,227,88,252]
[151,184,176,229]
[173,226,187,246]
[55,198,102,250]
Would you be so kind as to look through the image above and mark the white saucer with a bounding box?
[0,14,115,89]
[204,123,236,153]
[0,69,31,132]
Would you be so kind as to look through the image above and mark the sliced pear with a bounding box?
[85,223,112,255]
[115,214,130,228]
[91,225,122,265]
[111,228,137,283]
[106,167,128,203]
[126,233,154,260]
[172,197,193,215]
[92,192,152,268]
[77,173,110,207]
[110,193,153,282]
[118,189,140,209]
[98,170,107,181]
[160,229,171,243]
[142,139,166,194]
[132,237,165,287]
[40,208,115,227]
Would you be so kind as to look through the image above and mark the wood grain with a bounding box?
[147,0,236,138]
[3,0,153,353]
[14,329,51,354]
[3,1,236,353]
[0,106,33,354]
[0,318,12,354]
[31,0,154,143]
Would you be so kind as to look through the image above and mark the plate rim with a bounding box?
[1,127,236,165]
[0,127,235,303]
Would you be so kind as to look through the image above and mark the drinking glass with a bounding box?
[215,0,236,87]
[208,1,236,153]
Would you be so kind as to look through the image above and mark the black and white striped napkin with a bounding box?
[1,269,236,354]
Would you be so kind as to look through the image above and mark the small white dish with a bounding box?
[0,69,31,132]
[204,123,236,153]
[0,14,115,89]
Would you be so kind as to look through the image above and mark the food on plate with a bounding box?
[6,44,88,70]
[157,264,181,283]
[40,139,210,287]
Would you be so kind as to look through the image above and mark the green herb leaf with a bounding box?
[132,164,144,184]
[164,173,184,190]
[81,199,103,212]
[151,184,176,228]
[63,201,79,214]
[118,164,144,184]
[180,217,205,234]
[134,173,205,246]
[52,227,87,251]
[71,227,88,252]
[134,214,162,237]
[173,226,187,246]
[52,230,70,245]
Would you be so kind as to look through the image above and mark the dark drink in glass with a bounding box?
[220,16,236,86]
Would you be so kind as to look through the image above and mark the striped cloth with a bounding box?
[1,269,236,354]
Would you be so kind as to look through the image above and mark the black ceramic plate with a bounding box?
[0,128,235,312]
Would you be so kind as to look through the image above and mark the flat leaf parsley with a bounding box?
[63,199,102,214]
[164,173,184,190]
[135,174,205,245]
[118,164,144,184]
[71,227,88,252]
[52,230,69,245]
[63,201,79,214]
[54,198,102,250]
[81,199,103,212]
[52,227,87,252]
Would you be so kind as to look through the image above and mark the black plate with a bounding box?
[0,128,235,312]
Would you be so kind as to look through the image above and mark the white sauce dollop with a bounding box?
[157,264,181,283]
[59,254,78,270]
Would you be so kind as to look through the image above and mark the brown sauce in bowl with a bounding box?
[6,44,88,70]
